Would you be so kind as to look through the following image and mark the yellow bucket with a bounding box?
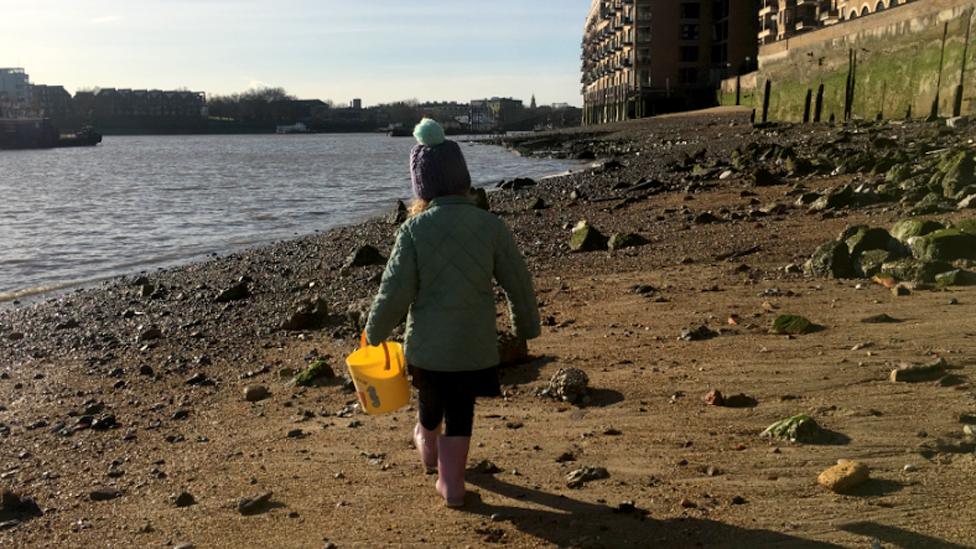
[345,333,410,415]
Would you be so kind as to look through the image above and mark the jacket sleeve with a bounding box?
[493,221,541,340]
[365,227,419,345]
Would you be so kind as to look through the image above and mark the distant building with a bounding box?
[470,97,524,128]
[581,0,759,125]
[759,0,915,44]
[29,84,75,128]
[351,98,362,110]
[80,88,207,131]
[0,68,31,117]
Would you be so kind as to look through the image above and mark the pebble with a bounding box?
[89,488,122,502]
[903,464,918,473]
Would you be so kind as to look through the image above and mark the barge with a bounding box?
[0,118,102,150]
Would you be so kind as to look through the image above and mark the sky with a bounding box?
[0,0,593,107]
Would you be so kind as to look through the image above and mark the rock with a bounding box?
[694,212,722,224]
[294,360,335,387]
[935,269,976,287]
[185,373,210,386]
[772,315,818,335]
[805,240,854,279]
[172,491,196,508]
[795,192,822,207]
[861,314,902,324]
[244,385,270,402]
[280,297,330,331]
[959,194,976,209]
[89,488,121,502]
[911,193,957,216]
[719,169,733,180]
[844,227,895,258]
[939,150,975,198]
[498,177,536,190]
[471,188,490,211]
[955,218,976,236]
[818,460,870,494]
[566,466,610,488]
[891,284,911,297]
[680,325,718,341]
[607,233,647,250]
[529,197,546,210]
[542,368,589,405]
[497,332,529,366]
[891,219,944,242]
[0,520,20,530]
[809,185,855,211]
[214,281,250,303]
[760,414,825,443]
[468,460,502,475]
[703,389,725,406]
[890,358,947,382]
[569,221,608,252]
[946,116,969,129]
[911,229,976,262]
[287,428,305,438]
[855,249,892,278]
[138,326,163,342]
[236,492,273,515]
[885,163,911,184]
[388,200,407,224]
[750,167,781,187]
[879,258,954,283]
[345,245,386,268]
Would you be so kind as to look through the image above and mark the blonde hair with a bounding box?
[408,199,429,218]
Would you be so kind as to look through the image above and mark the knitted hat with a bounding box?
[409,118,471,201]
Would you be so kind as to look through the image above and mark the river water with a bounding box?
[0,134,577,301]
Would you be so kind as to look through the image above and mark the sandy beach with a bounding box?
[2,110,975,548]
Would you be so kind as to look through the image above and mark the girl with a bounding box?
[364,118,540,507]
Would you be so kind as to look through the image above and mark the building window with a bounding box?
[711,44,728,63]
[678,68,699,84]
[680,24,700,40]
[712,0,729,20]
[680,2,701,19]
[680,46,699,62]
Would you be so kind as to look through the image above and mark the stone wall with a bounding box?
[754,0,976,122]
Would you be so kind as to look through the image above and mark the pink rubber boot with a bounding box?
[413,422,439,474]
[435,436,470,507]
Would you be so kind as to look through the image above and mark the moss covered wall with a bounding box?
[755,0,976,122]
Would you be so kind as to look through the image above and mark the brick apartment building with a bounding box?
[581,0,759,125]
[759,0,915,44]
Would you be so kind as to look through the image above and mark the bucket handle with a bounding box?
[360,331,393,371]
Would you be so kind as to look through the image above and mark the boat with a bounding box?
[388,127,412,137]
[58,127,103,147]
[0,118,102,150]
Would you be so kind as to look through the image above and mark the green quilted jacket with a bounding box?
[364,195,540,371]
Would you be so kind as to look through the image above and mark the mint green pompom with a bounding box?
[413,118,446,146]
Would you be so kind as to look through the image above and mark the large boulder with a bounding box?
[880,258,954,283]
[844,227,896,258]
[910,193,957,216]
[855,249,893,278]
[280,297,330,331]
[805,240,854,278]
[891,219,944,242]
[940,150,976,198]
[935,269,976,287]
[570,221,609,252]
[911,229,976,262]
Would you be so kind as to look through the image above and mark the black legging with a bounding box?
[415,370,476,437]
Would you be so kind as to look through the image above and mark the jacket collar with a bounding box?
[429,195,475,208]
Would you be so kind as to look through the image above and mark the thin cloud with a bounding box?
[90,15,122,24]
